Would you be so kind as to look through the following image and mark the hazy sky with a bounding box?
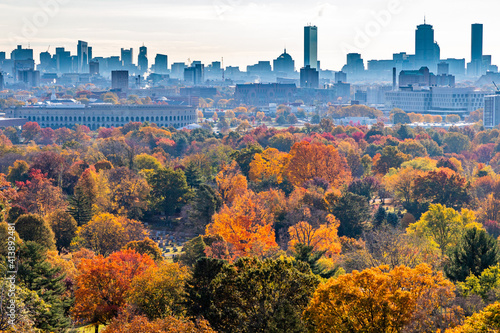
[0,0,498,70]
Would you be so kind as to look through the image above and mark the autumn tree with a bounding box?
[206,191,278,257]
[123,238,163,262]
[127,261,190,319]
[6,159,29,184]
[74,213,148,256]
[248,148,288,185]
[72,250,155,331]
[21,121,41,142]
[303,264,457,333]
[372,146,410,175]
[288,215,341,258]
[216,161,248,204]
[103,315,215,333]
[445,302,500,333]
[285,141,351,188]
[407,204,482,254]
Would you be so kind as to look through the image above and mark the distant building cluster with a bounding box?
[0,21,498,128]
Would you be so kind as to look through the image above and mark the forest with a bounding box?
[2,113,500,332]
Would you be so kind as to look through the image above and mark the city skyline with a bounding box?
[0,0,498,70]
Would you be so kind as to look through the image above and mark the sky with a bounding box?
[0,0,498,71]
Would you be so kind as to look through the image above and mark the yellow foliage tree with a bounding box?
[303,264,457,333]
[249,148,289,184]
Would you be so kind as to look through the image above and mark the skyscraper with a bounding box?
[154,54,168,74]
[138,45,148,72]
[415,21,440,70]
[273,49,295,75]
[111,70,129,91]
[77,40,89,73]
[469,23,483,76]
[121,48,133,67]
[304,25,318,70]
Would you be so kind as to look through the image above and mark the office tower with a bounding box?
[11,45,33,61]
[304,25,318,69]
[111,70,129,91]
[138,46,148,72]
[273,49,295,75]
[184,63,204,85]
[88,47,93,62]
[171,62,187,80]
[77,40,89,73]
[0,52,5,63]
[484,93,500,127]
[300,65,319,88]
[335,71,347,83]
[342,53,365,81]
[0,73,4,91]
[438,62,449,75]
[89,60,99,75]
[39,51,52,67]
[154,54,168,74]
[55,47,71,73]
[415,21,440,70]
[467,23,484,77]
[121,48,133,67]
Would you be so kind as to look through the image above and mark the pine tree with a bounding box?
[67,188,93,226]
[17,241,72,331]
[293,243,341,279]
[445,228,500,282]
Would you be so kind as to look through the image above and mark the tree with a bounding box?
[15,214,56,250]
[74,213,148,256]
[446,114,461,123]
[72,250,155,332]
[445,228,499,282]
[372,146,410,175]
[216,161,248,204]
[288,215,341,258]
[206,191,278,257]
[188,257,319,333]
[6,160,29,184]
[46,210,77,250]
[17,241,72,331]
[293,243,341,278]
[412,168,470,210]
[230,144,263,177]
[67,187,93,226]
[21,121,41,142]
[133,153,162,171]
[443,132,471,154]
[123,238,163,262]
[248,148,289,185]
[189,184,223,231]
[407,204,482,254]
[127,261,190,319]
[325,192,371,238]
[445,302,500,333]
[285,141,352,188]
[147,167,192,216]
[383,167,424,205]
[303,264,456,333]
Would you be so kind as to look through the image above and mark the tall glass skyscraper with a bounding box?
[304,25,318,70]
[415,22,440,71]
[77,40,88,73]
[469,23,483,76]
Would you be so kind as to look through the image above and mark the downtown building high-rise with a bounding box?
[469,23,483,77]
[77,40,89,73]
[414,21,440,71]
[304,25,318,70]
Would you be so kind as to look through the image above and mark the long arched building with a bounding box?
[6,100,198,130]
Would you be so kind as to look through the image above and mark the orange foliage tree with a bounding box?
[206,191,278,257]
[72,249,155,331]
[288,215,341,258]
[284,141,351,188]
[215,160,248,204]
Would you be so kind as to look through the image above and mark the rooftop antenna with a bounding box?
[424,15,426,24]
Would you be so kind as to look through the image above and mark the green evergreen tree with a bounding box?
[67,187,93,226]
[293,243,341,279]
[445,228,500,282]
[17,241,72,331]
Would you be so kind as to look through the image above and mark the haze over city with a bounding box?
[1,0,498,69]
